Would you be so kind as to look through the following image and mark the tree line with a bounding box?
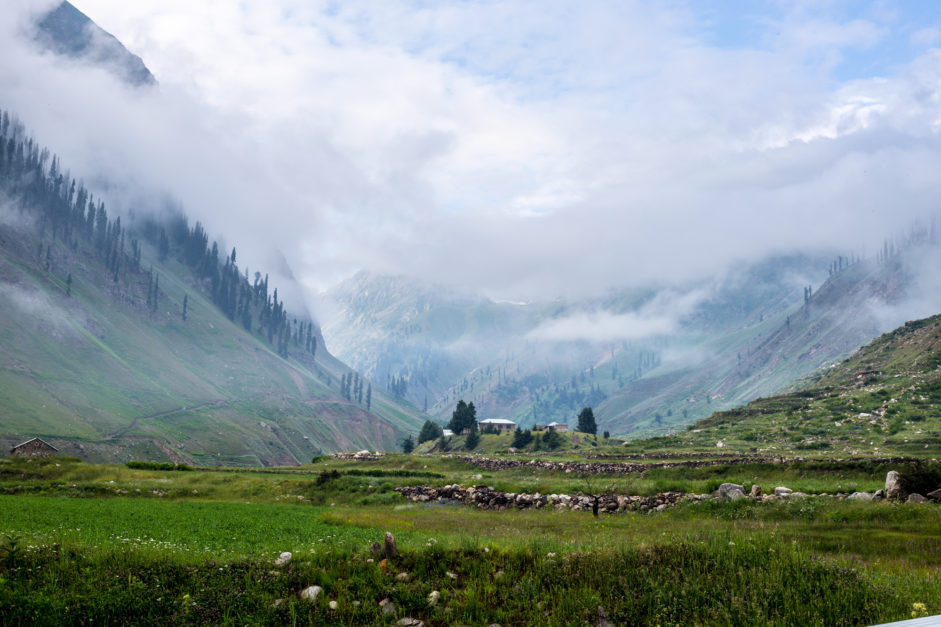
[0,107,319,363]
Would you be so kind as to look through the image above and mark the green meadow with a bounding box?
[0,455,939,625]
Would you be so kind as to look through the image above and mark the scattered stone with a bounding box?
[446,570,458,580]
[329,600,338,610]
[873,489,885,500]
[508,447,518,454]
[596,605,611,627]
[907,493,927,503]
[847,492,873,501]
[299,586,322,602]
[396,572,410,582]
[380,598,396,615]
[494,570,505,580]
[396,619,424,627]
[275,551,292,567]
[427,590,440,606]
[886,470,905,500]
[384,532,398,558]
[271,599,284,608]
[749,485,762,498]
[774,487,792,497]
[370,541,382,556]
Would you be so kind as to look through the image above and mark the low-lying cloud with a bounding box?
[2,1,941,311]
[527,289,707,343]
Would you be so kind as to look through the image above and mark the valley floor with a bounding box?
[0,455,938,625]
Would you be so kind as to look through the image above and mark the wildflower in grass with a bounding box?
[912,602,928,618]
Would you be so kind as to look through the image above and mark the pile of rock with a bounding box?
[332,450,384,461]
[394,484,689,513]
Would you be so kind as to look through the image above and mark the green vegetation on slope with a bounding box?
[627,313,941,457]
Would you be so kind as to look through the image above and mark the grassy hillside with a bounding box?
[0,115,426,465]
[627,312,941,457]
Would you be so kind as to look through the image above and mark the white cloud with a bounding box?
[2,0,940,309]
[527,289,707,343]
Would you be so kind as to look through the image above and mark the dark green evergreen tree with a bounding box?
[447,400,477,434]
[577,406,597,434]
[402,434,415,453]
[464,430,479,450]
[418,420,443,444]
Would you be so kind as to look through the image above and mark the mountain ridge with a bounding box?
[35,1,156,87]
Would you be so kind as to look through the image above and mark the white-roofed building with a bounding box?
[477,418,516,432]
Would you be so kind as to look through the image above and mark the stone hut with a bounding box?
[10,437,59,458]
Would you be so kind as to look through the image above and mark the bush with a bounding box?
[126,461,192,471]
[900,461,941,495]
[315,470,341,485]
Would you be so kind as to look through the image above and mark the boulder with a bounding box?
[275,551,292,567]
[907,493,927,504]
[717,483,745,499]
[774,487,792,497]
[927,487,941,501]
[299,586,322,602]
[847,492,872,501]
[749,485,762,498]
[726,488,746,500]
[380,598,396,615]
[885,470,905,500]
[396,619,424,627]
[873,489,885,500]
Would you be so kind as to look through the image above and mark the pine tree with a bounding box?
[577,407,597,434]
[464,430,479,450]
[418,420,443,444]
[402,434,415,454]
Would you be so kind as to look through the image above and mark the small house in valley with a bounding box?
[478,418,516,433]
[533,422,568,432]
[10,437,59,458]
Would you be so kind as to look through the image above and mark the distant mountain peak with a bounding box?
[35,1,156,87]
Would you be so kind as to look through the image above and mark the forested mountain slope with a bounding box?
[0,110,425,464]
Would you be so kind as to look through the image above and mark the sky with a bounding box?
[4,0,941,310]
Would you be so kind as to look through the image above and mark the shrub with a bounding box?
[126,461,192,471]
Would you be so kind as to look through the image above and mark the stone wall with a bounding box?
[394,484,691,513]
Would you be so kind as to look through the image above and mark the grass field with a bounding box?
[0,455,939,625]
